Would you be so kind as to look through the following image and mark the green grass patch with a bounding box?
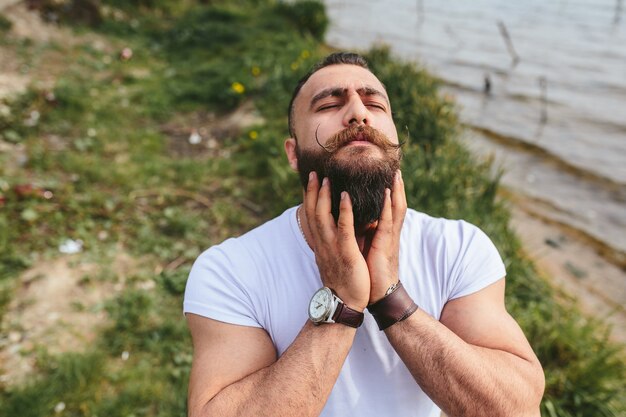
[0,13,11,33]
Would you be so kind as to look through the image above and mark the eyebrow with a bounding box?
[309,86,390,110]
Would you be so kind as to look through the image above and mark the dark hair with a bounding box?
[287,52,370,138]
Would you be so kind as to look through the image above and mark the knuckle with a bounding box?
[337,228,352,241]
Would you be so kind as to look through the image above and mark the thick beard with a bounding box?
[296,125,401,230]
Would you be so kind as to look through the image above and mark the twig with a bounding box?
[240,198,263,215]
[416,0,425,26]
[484,73,492,95]
[538,76,548,124]
[497,21,520,65]
[130,188,213,210]
[614,0,623,25]
[164,255,187,272]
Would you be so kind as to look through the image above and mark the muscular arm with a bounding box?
[359,171,544,416]
[384,279,545,417]
[188,174,370,417]
[187,314,356,417]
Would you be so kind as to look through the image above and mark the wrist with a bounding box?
[309,287,365,328]
[332,288,368,313]
[367,281,418,330]
[369,279,399,305]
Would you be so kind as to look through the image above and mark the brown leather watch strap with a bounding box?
[332,302,364,328]
[367,281,418,330]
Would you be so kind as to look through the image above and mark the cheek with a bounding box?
[381,121,399,143]
[303,123,339,149]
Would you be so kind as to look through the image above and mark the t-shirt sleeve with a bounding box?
[447,221,506,300]
[183,239,262,328]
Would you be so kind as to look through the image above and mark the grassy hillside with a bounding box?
[0,1,624,416]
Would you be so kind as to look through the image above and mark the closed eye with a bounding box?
[367,104,386,110]
[317,105,340,111]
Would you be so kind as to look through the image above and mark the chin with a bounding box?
[335,143,384,159]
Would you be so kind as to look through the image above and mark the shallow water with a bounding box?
[324,0,626,257]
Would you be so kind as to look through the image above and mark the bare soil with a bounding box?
[508,202,626,345]
[0,252,137,386]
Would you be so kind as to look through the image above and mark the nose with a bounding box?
[342,94,369,127]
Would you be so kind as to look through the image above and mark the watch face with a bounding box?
[309,287,333,322]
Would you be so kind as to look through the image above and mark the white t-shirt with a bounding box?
[184,206,506,417]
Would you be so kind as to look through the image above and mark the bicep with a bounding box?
[186,313,277,415]
[440,278,537,363]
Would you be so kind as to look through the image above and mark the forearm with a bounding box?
[386,309,544,417]
[197,321,355,417]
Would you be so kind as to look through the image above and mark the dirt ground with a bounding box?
[0,252,138,386]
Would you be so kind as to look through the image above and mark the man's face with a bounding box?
[289,64,402,229]
[291,64,399,153]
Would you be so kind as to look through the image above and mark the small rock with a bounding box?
[120,47,133,61]
[8,331,22,343]
[45,91,57,103]
[545,238,560,248]
[564,261,587,279]
[54,402,65,413]
[59,239,83,254]
[188,129,202,145]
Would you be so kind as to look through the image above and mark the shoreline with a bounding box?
[506,195,626,345]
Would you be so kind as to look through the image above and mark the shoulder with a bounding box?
[193,206,298,270]
[402,209,505,300]
[403,208,487,249]
[184,207,299,325]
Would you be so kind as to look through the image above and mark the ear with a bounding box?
[284,138,298,171]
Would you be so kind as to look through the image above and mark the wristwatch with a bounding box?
[308,287,364,328]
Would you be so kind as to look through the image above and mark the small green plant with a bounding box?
[0,13,12,33]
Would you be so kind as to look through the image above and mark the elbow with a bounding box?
[528,360,546,414]
[189,397,218,417]
[188,403,207,417]
[491,360,545,417]
[511,360,546,417]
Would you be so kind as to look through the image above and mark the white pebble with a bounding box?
[54,402,66,413]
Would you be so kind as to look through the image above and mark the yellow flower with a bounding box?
[249,130,258,140]
[300,50,310,59]
[251,66,261,76]
[290,62,299,71]
[231,82,245,94]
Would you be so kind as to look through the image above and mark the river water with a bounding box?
[323,0,626,262]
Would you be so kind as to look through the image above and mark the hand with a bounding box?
[303,172,370,311]
[365,170,407,304]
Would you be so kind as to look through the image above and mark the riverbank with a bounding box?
[508,197,626,344]
[457,128,626,344]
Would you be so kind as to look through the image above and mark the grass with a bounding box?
[0,0,624,416]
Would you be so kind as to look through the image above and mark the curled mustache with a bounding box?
[314,124,403,154]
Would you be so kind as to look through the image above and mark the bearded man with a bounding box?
[183,52,545,417]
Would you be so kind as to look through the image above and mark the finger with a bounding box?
[391,170,407,235]
[315,177,336,241]
[303,171,320,241]
[336,191,360,250]
[370,188,393,249]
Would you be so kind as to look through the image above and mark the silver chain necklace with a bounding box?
[296,205,311,248]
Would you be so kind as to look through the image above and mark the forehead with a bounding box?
[297,64,388,108]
